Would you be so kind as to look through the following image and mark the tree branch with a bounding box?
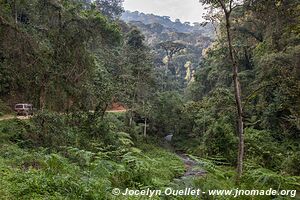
[217,0,228,14]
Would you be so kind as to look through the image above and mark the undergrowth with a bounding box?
[0,113,185,199]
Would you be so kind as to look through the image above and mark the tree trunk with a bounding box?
[224,13,244,184]
[66,97,74,113]
[100,103,108,120]
[129,110,133,126]
[144,118,147,137]
[39,84,47,110]
[13,0,17,24]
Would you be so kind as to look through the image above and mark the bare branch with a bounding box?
[229,0,233,13]
[216,0,228,14]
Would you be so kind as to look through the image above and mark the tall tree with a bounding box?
[123,29,155,128]
[200,0,244,183]
[157,41,185,76]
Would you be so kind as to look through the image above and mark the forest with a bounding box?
[0,0,299,199]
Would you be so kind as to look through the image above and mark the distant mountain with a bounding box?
[121,11,215,88]
[121,11,215,37]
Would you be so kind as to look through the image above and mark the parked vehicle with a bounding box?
[14,104,34,116]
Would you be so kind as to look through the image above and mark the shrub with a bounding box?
[0,119,28,144]
[243,167,300,191]
[0,99,12,115]
[281,151,300,176]
[245,128,284,170]
[28,111,78,148]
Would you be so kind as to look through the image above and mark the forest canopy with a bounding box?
[0,0,299,199]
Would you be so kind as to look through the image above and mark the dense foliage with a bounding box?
[180,0,300,186]
[122,11,214,90]
[0,0,299,199]
[0,114,185,199]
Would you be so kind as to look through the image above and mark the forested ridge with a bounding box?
[121,10,215,36]
[121,11,214,89]
[0,0,299,199]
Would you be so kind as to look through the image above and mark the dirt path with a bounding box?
[106,109,127,113]
[0,115,30,121]
[0,109,127,122]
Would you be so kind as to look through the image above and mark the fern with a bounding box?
[244,167,300,190]
[116,132,134,147]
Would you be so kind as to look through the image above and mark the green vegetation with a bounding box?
[0,115,184,199]
[121,11,214,90]
[0,99,12,116]
[0,0,299,199]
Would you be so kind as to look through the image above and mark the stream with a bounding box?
[169,151,207,189]
[176,153,206,178]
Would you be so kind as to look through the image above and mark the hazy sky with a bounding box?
[123,0,206,23]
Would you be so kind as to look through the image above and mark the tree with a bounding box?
[175,19,181,23]
[89,66,115,120]
[149,92,186,136]
[122,28,155,129]
[0,0,121,111]
[200,0,245,183]
[157,41,185,76]
[95,0,124,20]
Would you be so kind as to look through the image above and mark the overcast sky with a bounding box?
[123,0,206,23]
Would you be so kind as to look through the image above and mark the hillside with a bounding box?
[121,11,215,36]
[121,11,215,88]
[0,0,299,199]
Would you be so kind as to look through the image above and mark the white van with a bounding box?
[14,104,34,116]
